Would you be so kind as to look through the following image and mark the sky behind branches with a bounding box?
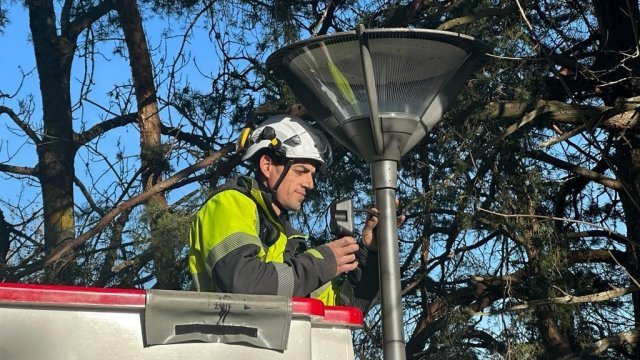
[0,4,243,222]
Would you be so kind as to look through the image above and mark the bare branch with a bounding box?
[161,124,212,152]
[74,176,105,217]
[112,247,153,273]
[74,113,137,146]
[311,0,344,36]
[0,105,40,143]
[0,67,35,100]
[474,286,640,316]
[8,144,234,278]
[538,124,587,148]
[60,0,73,31]
[483,100,640,132]
[566,231,630,245]
[437,5,518,31]
[64,1,115,40]
[476,102,551,156]
[580,328,640,357]
[477,208,628,239]
[526,150,622,190]
[0,163,38,177]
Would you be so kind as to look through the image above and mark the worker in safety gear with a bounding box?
[188,113,385,312]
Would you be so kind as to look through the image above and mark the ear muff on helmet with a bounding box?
[236,127,253,152]
[237,126,285,156]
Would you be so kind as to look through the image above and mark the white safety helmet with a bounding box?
[238,114,332,169]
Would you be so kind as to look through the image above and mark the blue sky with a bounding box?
[0,4,236,215]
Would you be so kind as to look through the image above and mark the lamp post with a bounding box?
[267,25,488,359]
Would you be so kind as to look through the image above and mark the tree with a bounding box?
[341,1,640,358]
[115,0,178,289]
[6,1,115,281]
[0,1,249,285]
[3,1,640,359]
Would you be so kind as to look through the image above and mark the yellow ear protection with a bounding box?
[236,127,253,152]
[236,125,284,156]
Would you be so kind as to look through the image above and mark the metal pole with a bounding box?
[372,160,406,360]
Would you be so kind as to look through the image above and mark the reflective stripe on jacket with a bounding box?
[188,177,339,305]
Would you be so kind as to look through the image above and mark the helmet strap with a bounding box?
[270,159,294,210]
[272,159,293,194]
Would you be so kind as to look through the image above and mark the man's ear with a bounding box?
[258,154,272,178]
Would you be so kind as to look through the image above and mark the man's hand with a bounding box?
[361,200,406,251]
[325,236,359,276]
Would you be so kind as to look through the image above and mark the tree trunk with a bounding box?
[614,134,640,358]
[0,211,10,269]
[591,1,640,357]
[116,0,178,289]
[115,0,165,202]
[28,1,77,257]
[592,0,640,102]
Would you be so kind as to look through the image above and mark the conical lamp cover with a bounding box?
[267,28,489,162]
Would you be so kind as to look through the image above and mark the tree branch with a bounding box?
[437,5,518,31]
[477,208,629,237]
[462,328,508,355]
[526,150,622,190]
[476,101,553,157]
[410,247,631,351]
[483,100,640,132]
[474,286,640,316]
[0,163,38,177]
[74,176,105,217]
[311,0,344,36]
[60,0,73,31]
[0,105,40,143]
[74,113,137,146]
[566,230,631,246]
[161,124,212,152]
[579,328,640,358]
[64,0,115,40]
[8,144,234,279]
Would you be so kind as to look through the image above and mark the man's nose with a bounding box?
[303,173,314,189]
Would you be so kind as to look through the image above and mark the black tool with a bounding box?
[329,198,354,237]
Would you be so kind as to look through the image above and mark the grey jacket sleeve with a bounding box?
[212,243,337,297]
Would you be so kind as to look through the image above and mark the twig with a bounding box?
[477,207,629,243]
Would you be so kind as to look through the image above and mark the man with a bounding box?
[188,114,381,311]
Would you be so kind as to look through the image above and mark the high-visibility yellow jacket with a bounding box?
[189,177,381,307]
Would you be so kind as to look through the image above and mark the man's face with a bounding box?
[261,156,317,213]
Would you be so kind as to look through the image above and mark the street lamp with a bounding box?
[267,25,489,360]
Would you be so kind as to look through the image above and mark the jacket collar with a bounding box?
[239,176,304,238]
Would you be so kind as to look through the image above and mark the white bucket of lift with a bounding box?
[0,283,362,360]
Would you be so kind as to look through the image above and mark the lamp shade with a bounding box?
[267,28,489,162]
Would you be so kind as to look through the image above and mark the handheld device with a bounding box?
[329,198,354,237]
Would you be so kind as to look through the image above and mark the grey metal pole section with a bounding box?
[372,160,406,360]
